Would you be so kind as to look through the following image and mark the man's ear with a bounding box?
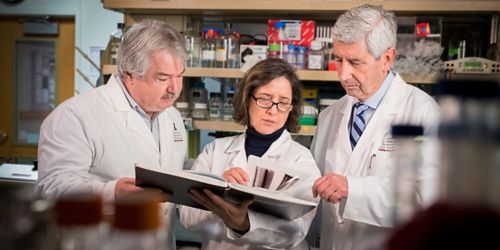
[383,47,396,71]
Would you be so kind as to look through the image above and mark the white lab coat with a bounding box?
[310,74,440,250]
[36,75,187,249]
[179,130,321,250]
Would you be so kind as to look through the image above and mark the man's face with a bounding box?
[332,40,394,102]
[124,50,184,116]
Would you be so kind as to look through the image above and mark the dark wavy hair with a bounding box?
[233,58,303,133]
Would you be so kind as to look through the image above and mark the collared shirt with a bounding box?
[115,75,161,149]
[350,70,395,128]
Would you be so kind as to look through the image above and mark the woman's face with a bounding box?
[248,76,293,135]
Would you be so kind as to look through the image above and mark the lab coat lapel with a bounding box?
[226,133,248,168]
[105,75,159,153]
[326,97,354,174]
[158,113,172,168]
[349,76,403,163]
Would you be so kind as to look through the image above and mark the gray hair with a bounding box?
[117,19,186,77]
[332,4,397,59]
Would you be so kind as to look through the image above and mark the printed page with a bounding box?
[247,155,302,191]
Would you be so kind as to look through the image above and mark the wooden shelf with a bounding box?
[102,65,437,84]
[193,120,316,136]
[103,0,500,14]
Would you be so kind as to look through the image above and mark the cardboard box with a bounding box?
[268,19,315,47]
[240,44,268,68]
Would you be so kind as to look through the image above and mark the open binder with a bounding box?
[135,156,317,220]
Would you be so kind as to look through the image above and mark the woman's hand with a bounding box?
[189,188,253,233]
[223,167,249,185]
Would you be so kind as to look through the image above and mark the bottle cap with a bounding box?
[391,125,424,137]
[194,103,208,109]
[55,193,103,226]
[113,192,163,231]
[175,102,189,108]
[210,92,221,97]
[310,40,323,50]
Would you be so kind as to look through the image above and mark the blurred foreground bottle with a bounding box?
[437,80,499,208]
[0,182,56,250]
[391,125,424,225]
[106,192,167,250]
[385,80,499,250]
[55,193,105,250]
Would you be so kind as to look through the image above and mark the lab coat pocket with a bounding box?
[368,137,396,179]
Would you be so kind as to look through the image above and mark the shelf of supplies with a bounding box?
[193,120,316,136]
[103,0,500,13]
[102,65,437,84]
[102,65,338,81]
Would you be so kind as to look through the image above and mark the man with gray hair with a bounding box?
[310,4,440,250]
[36,20,187,248]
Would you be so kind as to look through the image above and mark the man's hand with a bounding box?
[312,173,348,203]
[223,167,249,185]
[115,177,171,202]
[189,188,253,233]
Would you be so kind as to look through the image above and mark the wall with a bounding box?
[0,0,123,94]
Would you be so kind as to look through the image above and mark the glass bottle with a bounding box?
[201,28,217,68]
[222,93,234,121]
[268,21,288,59]
[107,192,168,250]
[183,27,201,67]
[109,23,125,64]
[308,40,324,70]
[55,193,106,250]
[209,92,223,120]
[225,23,240,69]
[391,124,424,225]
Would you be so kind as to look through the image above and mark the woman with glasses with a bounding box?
[179,58,320,250]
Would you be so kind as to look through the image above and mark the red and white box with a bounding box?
[267,19,316,47]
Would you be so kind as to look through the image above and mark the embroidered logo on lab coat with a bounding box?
[378,137,395,152]
[172,122,184,142]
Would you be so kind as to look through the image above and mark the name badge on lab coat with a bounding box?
[378,137,395,152]
[172,122,184,142]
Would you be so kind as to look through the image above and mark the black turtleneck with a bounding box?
[245,126,286,158]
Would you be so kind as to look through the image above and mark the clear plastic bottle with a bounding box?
[209,92,223,120]
[308,40,324,70]
[109,23,125,64]
[285,44,296,68]
[268,21,288,59]
[225,23,240,69]
[296,46,307,70]
[183,27,201,67]
[55,193,106,250]
[107,192,168,250]
[391,125,424,225]
[222,93,234,121]
[201,28,217,68]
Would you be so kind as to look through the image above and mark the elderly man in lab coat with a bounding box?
[310,4,440,250]
[35,20,187,248]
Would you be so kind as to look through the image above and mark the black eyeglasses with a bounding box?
[251,95,293,112]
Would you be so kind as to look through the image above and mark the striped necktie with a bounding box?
[350,103,369,149]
